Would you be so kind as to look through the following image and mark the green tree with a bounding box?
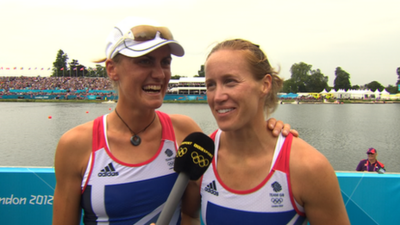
[91,65,107,77]
[282,78,296,93]
[289,62,328,93]
[366,81,384,92]
[333,67,351,91]
[351,85,360,89]
[305,69,329,92]
[86,67,96,77]
[69,59,79,68]
[171,75,181,80]
[51,49,68,77]
[396,67,400,85]
[290,62,312,92]
[68,59,86,77]
[198,65,205,77]
[385,85,398,94]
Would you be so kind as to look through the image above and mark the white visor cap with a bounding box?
[105,17,184,59]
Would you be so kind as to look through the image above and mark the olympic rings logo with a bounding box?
[191,151,209,167]
[271,198,283,204]
[178,147,187,157]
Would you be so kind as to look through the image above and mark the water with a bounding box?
[0,102,399,172]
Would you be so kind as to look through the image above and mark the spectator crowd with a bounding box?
[0,76,113,93]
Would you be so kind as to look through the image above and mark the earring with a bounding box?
[112,76,118,81]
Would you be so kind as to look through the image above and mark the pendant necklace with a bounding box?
[114,109,156,146]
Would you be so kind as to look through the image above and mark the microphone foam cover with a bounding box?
[174,132,215,180]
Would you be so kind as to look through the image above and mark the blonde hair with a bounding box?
[92,54,124,92]
[207,39,283,116]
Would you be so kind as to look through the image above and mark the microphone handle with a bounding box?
[157,172,190,225]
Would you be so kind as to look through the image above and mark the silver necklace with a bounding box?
[114,109,156,146]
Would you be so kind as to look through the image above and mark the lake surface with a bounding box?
[0,102,399,172]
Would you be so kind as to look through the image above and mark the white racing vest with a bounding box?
[81,111,180,225]
[201,130,307,225]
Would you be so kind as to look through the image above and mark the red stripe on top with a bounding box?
[210,130,286,195]
[210,130,218,140]
[273,133,306,217]
[157,111,176,142]
[273,133,292,173]
[92,116,106,152]
[199,130,219,194]
[81,117,103,193]
[208,131,305,216]
[82,112,176,193]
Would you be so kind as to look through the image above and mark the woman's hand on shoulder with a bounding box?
[266,118,299,137]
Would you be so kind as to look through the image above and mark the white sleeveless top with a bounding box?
[200,130,307,225]
[80,111,181,225]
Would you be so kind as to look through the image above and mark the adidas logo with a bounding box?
[204,180,219,196]
[98,163,119,177]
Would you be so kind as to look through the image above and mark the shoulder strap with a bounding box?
[210,129,219,141]
[272,133,293,173]
[92,115,106,152]
[156,111,175,142]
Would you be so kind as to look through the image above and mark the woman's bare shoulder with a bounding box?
[168,114,202,143]
[289,138,349,224]
[54,120,95,182]
[290,137,334,176]
[56,120,94,157]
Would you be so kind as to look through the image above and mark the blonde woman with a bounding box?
[183,39,350,225]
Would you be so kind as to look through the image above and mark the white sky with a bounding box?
[0,0,399,87]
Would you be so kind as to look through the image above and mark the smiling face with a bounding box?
[106,45,172,109]
[205,49,271,131]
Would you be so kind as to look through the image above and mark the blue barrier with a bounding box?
[337,172,399,224]
[0,168,398,224]
[0,167,57,225]
[163,94,207,101]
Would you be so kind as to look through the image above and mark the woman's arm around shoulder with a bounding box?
[290,138,350,225]
[52,121,93,225]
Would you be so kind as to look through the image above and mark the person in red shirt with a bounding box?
[356,148,386,173]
